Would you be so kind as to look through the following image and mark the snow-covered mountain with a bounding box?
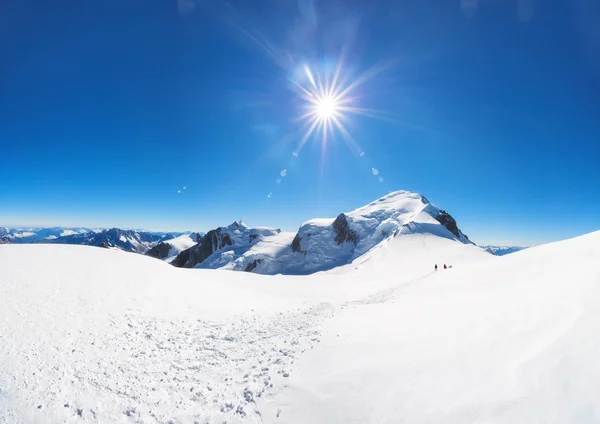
[170,221,290,270]
[41,228,165,254]
[481,245,527,256]
[171,190,473,274]
[2,191,474,272]
[145,233,202,261]
[0,226,201,255]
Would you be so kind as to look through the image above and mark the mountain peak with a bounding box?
[170,189,473,275]
[229,220,249,229]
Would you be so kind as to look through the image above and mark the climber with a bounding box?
[444,264,447,269]
[435,264,438,271]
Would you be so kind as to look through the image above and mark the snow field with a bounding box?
[258,231,600,423]
[2,229,599,423]
[0,245,334,423]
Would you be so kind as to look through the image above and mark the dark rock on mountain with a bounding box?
[170,246,191,267]
[244,259,262,272]
[291,233,303,253]
[435,210,472,243]
[290,213,357,257]
[171,227,234,268]
[145,242,171,259]
[221,234,232,246]
[332,213,358,245]
[170,222,283,270]
[145,233,200,260]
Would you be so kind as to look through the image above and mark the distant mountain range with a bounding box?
[1,191,527,273]
[0,227,95,243]
[480,245,527,256]
[0,227,194,254]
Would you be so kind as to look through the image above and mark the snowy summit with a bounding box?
[170,190,473,275]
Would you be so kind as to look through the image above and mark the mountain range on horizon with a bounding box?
[480,245,528,256]
[1,191,529,273]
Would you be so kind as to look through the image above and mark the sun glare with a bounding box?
[315,95,338,120]
[292,61,387,156]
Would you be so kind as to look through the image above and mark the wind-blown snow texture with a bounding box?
[2,226,600,423]
[172,191,473,274]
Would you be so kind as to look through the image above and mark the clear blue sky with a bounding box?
[1,0,599,246]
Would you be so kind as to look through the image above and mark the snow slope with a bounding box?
[1,230,599,423]
[259,231,600,423]
[0,244,323,424]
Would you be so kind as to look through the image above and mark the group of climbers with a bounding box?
[434,263,452,271]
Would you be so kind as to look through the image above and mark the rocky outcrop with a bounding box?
[171,228,233,268]
[332,213,358,245]
[291,233,303,253]
[244,259,262,272]
[170,247,191,267]
[289,213,357,259]
[435,210,471,243]
[145,242,172,259]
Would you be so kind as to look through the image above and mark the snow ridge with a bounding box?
[172,190,473,275]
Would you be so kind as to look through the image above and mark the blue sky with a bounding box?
[1,0,599,246]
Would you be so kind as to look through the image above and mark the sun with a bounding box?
[294,62,371,154]
[292,60,391,157]
[315,95,338,120]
